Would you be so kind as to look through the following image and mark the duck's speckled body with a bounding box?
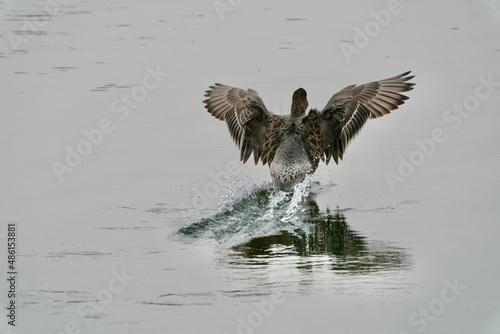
[203,72,415,191]
[270,125,312,191]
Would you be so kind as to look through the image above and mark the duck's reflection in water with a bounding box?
[230,199,412,275]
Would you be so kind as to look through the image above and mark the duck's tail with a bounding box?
[270,133,312,192]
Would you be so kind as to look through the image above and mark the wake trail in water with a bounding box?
[179,176,318,243]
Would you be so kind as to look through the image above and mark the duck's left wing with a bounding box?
[204,84,284,164]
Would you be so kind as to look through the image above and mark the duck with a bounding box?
[203,71,415,191]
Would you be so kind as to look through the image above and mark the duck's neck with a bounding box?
[290,107,304,118]
[290,88,308,118]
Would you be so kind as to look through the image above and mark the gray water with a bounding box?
[1,0,500,333]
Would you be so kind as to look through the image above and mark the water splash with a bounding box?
[216,178,262,212]
[179,176,318,244]
[179,177,413,276]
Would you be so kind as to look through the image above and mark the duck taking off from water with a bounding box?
[203,72,415,191]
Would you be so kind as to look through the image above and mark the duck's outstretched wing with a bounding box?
[304,71,415,164]
[203,84,285,165]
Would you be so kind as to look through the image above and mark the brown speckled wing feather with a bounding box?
[203,84,285,164]
[260,115,286,165]
[314,71,415,164]
[300,109,323,171]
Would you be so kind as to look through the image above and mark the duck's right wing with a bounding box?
[305,71,415,164]
[203,84,285,165]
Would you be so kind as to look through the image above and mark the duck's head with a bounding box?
[291,88,308,118]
